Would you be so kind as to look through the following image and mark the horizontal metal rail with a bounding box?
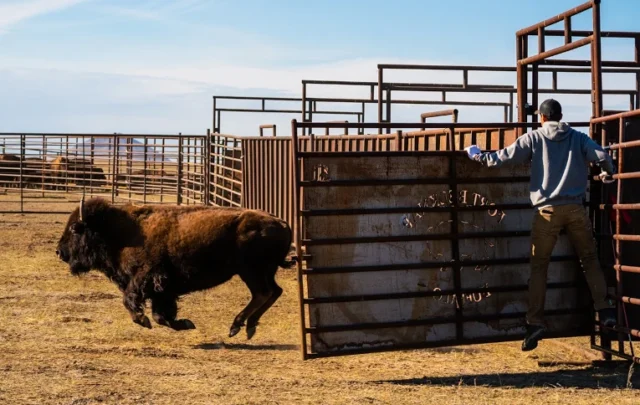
[303,256,577,275]
[306,308,587,335]
[303,282,578,305]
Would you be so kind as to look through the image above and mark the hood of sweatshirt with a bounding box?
[538,121,571,142]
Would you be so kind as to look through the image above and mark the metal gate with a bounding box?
[591,111,640,364]
[292,123,593,359]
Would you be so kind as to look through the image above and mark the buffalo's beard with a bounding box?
[69,260,91,275]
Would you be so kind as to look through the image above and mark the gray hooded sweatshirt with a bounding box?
[477,122,615,208]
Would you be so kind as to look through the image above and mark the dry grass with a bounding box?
[0,202,638,405]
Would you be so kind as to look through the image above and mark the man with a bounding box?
[464,99,617,351]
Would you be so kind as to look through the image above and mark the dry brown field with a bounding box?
[0,198,638,405]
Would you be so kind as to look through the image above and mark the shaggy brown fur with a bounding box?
[56,197,294,339]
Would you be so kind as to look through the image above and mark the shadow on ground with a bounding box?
[194,342,299,351]
[375,366,638,389]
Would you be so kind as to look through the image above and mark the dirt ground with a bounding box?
[1,202,639,405]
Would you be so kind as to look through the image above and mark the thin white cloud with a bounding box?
[0,0,88,33]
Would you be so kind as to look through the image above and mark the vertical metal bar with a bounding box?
[212,97,217,133]
[635,37,640,109]
[65,135,69,193]
[239,138,247,208]
[291,119,307,360]
[386,89,392,134]
[395,130,403,152]
[516,35,527,135]
[41,134,46,196]
[360,102,366,135]
[275,139,282,221]
[111,135,117,203]
[19,135,24,213]
[592,0,603,120]
[302,83,307,135]
[127,137,132,201]
[448,135,462,340]
[211,135,218,206]
[377,67,384,133]
[205,129,211,205]
[308,101,313,137]
[564,16,572,45]
[509,92,514,123]
[267,138,273,215]
[90,136,95,165]
[538,27,545,53]
[177,136,183,205]
[143,137,148,204]
[615,117,625,353]
[462,70,468,88]
[160,138,165,203]
[447,127,454,151]
[532,63,539,124]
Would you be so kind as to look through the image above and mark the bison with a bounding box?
[56,197,294,339]
[50,156,107,190]
[0,154,20,188]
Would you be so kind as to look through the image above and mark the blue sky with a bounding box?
[1,0,639,135]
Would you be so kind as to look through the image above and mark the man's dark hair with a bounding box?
[535,99,563,121]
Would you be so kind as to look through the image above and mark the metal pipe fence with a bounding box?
[0,133,207,213]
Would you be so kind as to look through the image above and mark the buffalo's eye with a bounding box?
[71,222,85,235]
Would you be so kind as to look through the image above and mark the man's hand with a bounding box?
[464,145,482,161]
[599,171,616,184]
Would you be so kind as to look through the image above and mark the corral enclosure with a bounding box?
[2,1,640,402]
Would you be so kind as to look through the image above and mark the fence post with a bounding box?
[204,129,211,206]
[20,134,24,213]
[111,135,118,203]
[177,135,183,205]
[143,137,148,204]
[396,130,404,151]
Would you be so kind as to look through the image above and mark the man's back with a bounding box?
[477,121,613,208]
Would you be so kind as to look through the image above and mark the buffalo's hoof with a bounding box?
[135,316,152,329]
[246,325,257,340]
[174,319,196,331]
[229,324,242,338]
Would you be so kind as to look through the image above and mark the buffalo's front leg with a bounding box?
[151,295,195,331]
[123,286,151,329]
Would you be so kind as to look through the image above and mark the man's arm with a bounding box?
[467,133,534,168]
[581,133,615,174]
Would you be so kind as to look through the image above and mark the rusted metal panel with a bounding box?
[298,151,589,358]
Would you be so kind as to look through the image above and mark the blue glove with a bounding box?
[464,145,482,161]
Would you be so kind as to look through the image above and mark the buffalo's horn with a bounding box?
[79,196,85,222]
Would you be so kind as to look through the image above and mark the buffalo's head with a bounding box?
[56,197,142,276]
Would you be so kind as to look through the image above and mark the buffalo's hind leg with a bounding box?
[151,295,196,331]
[123,287,152,329]
[229,271,272,338]
[245,272,282,340]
